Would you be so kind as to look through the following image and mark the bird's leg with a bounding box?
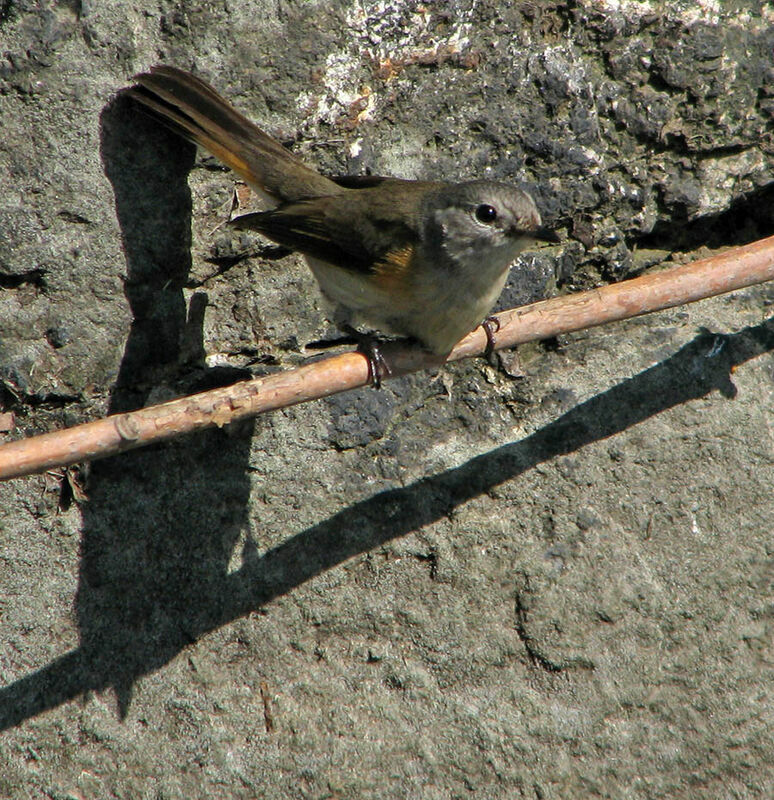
[482,316,500,358]
[306,326,391,388]
[342,326,391,388]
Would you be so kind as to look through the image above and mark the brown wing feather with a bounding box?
[230,187,428,276]
[230,205,375,271]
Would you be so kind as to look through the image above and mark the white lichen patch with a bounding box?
[588,0,656,14]
[295,0,478,130]
[295,52,376,127]
[583,0,770,28]
[696,149,767,217]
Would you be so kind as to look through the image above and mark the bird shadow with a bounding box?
[1,305,771,730]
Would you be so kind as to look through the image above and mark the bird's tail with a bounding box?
[128,65,340,203]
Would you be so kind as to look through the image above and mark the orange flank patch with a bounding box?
[372,244,415,293]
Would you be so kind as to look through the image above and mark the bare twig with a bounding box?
[1,235,773,481]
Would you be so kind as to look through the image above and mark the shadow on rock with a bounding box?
[1,306,771,729]
[0,93,255,725]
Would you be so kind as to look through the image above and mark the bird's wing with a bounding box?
[230,182,433,276]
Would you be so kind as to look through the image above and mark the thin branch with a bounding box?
[1,235,773,481]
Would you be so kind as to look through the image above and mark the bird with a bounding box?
[127,65,558,383]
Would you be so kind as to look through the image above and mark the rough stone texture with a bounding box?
[1,1,773,798]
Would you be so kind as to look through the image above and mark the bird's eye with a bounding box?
[475,204,498,224]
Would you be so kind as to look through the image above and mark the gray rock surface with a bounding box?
[1,1,773,797]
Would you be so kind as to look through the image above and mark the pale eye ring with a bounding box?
[474,204,498,224]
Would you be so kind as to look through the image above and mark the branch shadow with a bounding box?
[1,311,772,730]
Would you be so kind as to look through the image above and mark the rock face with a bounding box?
[1,1,772,797]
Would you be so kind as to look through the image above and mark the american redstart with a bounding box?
[128,66,558,382]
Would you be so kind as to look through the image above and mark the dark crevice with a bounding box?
[58,0,83,17]
[635,180,774,251]
[656,134,757,160]
[412,550,438,580]
[693,142,756,160]
[0,384,82,411]
[0,0,16,26]
[0,269,45,289]
[57,210,92,224]
[603,98,758,159]
[514,589,565,673]
[646,70,677,95]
